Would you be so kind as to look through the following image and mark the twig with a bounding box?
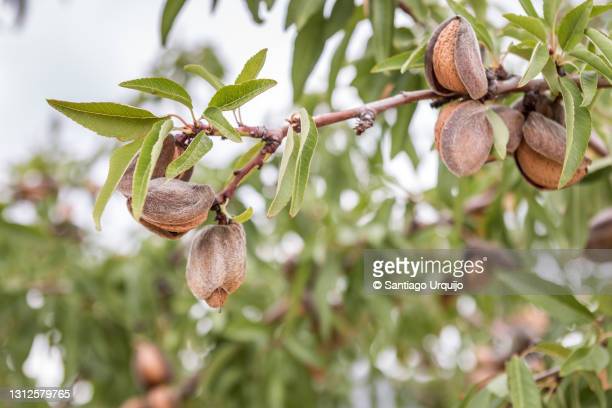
[213,75,611,206]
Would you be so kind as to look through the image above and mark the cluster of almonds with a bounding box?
[121,341,177,408]
[118,136,247,308]
[426,16,590,189]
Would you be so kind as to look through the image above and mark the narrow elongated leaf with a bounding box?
[327,8,361,101]
[557,0,593,51]
[161,0,187,46]
[184,64,224,90]
[202,107,242,142]
[507,357,542,408]
[519,0,539,18]
[227,141,266,187]
[208,79,277,111]
[485,108,510,159]
[391,101,418,162]
[541,57,560,94]
[291,12,326,101]
[591,4,612,17]
[559,76,591,188]
[400,43,426,74]
[120,77,192,109]
[570,49,612,82]
[285,0,324,30]
[93,138,144,230]
[525,295,594,324]
[586,28,612,65]
[235,49,268,84]
[503,14,548,42]
[371,51,412,73]
[580,70,598,107]
[290,109,318,217]
[165,131,213,179]
[543,0,561,27]
[47,100,160,141]
[267,128,299,217]
[519,43,549,86]
[448,0,494,51]
[560,346,609,376]
[131,120,174,220]
[370,0,394,62]
[324,0,355,39]
[233,207,253,224]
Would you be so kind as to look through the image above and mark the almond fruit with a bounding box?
[425,16,488,99]
[132,341,172,389]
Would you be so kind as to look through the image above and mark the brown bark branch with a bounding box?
[213,75,611,208]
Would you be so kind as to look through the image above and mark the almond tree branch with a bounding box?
[213,75,611,207]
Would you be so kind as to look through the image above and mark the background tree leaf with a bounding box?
[184,64,225,90]
[208,79,277,111]
[160,0,187,46]
[371,51,412,74]
[448,0,494,51]
[267,128,299,217]
[202,107,242,142]
[120,77,193,109]
[507,356,542,408]
[165,131,213,179]
[130,120,173,220]
[285,0,324,30]
[485,108,510,160]
[370,0,394,62]
[235,48,268,84]
[92,138,143,230]
[290,109,318,217]
[560,346,610,376]
[291,11,326,101]
[557,0,593,51]
[47,100,161,141]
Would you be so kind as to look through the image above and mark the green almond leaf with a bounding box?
[519,0,539,18]
[209,79,277,111]
[506,357,542,408]
[503,14,548,42]
[533,342,571,358]
[285,0,324,30]
[543,0,561,28]
[448,0,494,52]
[400,43,426,74]
[267,128,299,217]
[235,48,268,84]
[131,120,174,220]
[591,4,612,17]
[327,8,361,101]
[525,295,594,324]
[508,42,538,60]
[47,100,161,141]
[161,0,187,46]
[585,28,612,66]
[370,0,394,62]
[557,0,593,51]
[570,49,612,82]
[559,76,591,188]
[184,64,225,90]
[93,138,144,230]
[202,107,242,142]
[290,109,319,217]
[519,42,549,86]
[120,77,192,109]
[165,131,213,179]
[560,346,610,376]
[503,25,539,44]
[371,50,412,73]
[232,207,254,224]
[485,108,510,160]
[580,70,598,107]
[291,12,325,101]
[227,141,266,187]
[541,56,561,94]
